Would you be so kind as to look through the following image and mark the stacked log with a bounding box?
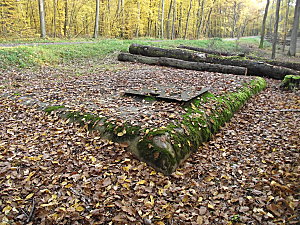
[118,53,247,75]
[118,44,300,79]
[177,44,245,57]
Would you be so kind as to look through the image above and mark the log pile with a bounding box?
[118,43,300,79]
[118,53,247,75]
[177,44,245,57]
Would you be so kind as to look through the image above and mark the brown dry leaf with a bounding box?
[0,57,299,225]
[102,177,112,187]
[266,204,282,217]
[196,215,204,224]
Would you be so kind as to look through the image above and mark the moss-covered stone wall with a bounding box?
[43,77,266,175]
[135,77,266,174]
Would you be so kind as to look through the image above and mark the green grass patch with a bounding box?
[238,36,272,48]
[0,38,260,68]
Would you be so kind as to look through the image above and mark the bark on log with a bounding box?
[247,56,300,71]
[118,53,247,75]
[178,45,300,71]
[177,44,245,57]
[129,44,206,62]
[129,44,300,79]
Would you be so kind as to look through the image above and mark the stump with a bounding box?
[280,75,300,91]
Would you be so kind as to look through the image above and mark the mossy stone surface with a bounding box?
[280,75,300,91]
[136,77,266,174]
[42,77,267,175]
[44,105,65,113]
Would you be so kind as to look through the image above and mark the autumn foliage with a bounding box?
[0,0,274,39]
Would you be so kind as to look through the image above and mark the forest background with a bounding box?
[0,0,297,41]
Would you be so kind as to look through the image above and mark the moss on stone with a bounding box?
[42,77,267,175]
[137,133,178,175]
[62,111,104,130]
[135,77,266,175]
[280,75,300,91]
[44,105,65,113]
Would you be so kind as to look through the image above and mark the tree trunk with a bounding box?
[52,0,57,37]
[282,0,291,52]
[288,0,300,56]
[171,0,176,39]
[166,0,173,39]
[129,44,300,79]
[160,0,165,38]
[93,0,100,38]
[64,0,68,37]
[196,0,205,39]
[178,2,183,38]
[178,45,245,57]
[259,0,270,48]
[38,0,46,38]
[271,0,281,59]
[231,1,238,38]
[118,53,247,75]
[184,0,193,39]
[135,1,141,37]
[147,0,152,36]
[203,1,214,36]
[246,55,300,71]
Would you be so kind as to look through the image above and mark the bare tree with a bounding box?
[288,0,300,56]
[166,0,173,39]
[52,0,57,37]
[171,0,176,39]
[64,0,68,37]
[184,0,193,39]
[282,0,291,52]
[93,0,100,38]
[271,0,281,59]
[38,0,46,38]
[160,0,165,38]
[259,0,270,48]
[196,0,205,39]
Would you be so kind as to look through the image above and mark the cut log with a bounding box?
[118,53,247,75]
[177,44,245,57]
[179,45,300,71]
[129,44,300,79]
[129,43,206,62]
[246,56,300,71]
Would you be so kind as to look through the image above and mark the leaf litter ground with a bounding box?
[1,60,252,128]
[0,59,299,224]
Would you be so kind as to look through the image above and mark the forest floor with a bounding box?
[0,51,299,224]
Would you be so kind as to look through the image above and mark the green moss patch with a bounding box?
[280,75,300,91]
[44,105,65,113]
[136,77,266,175]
